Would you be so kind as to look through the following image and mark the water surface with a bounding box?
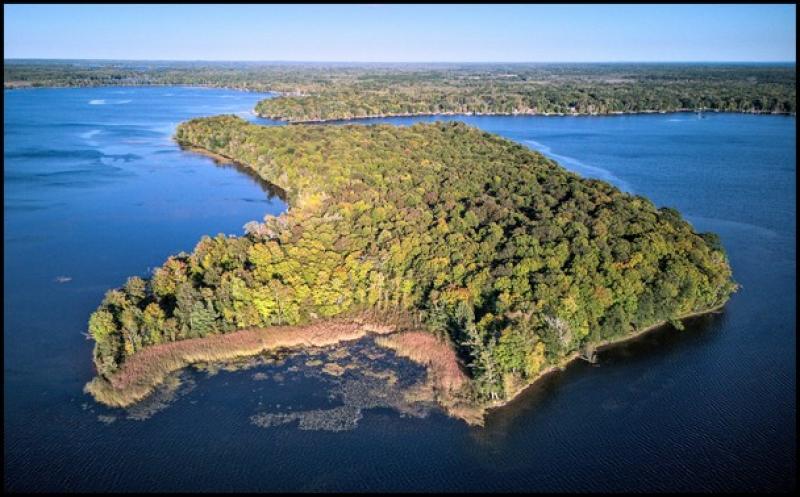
[4,89,796,491]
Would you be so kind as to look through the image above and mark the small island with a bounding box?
[84,115,736,424]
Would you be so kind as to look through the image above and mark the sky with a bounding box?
[3,4,796,62]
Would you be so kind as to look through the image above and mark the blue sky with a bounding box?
[4,4,796,62]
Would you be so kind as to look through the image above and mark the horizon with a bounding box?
[4,4,796,62]
[5,58,796,65]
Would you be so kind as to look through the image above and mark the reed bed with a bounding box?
[85,315,398,408]
[374,331,486,425]
[375,331,469,393]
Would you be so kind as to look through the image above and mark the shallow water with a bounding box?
[4,89,796,491]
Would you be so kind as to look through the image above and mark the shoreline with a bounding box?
[83,312,483,425]
[3,82,279,95]
[84,302,727,427]
[176,143,289,201]
[483,303,727,416]
[84,313,404,409]
[255,108,796,123]
[2,84,792,119]
[374,331,484,425]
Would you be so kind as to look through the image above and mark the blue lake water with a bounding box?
[4,87,796,491]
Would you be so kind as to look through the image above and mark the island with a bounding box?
[83,115,736,424]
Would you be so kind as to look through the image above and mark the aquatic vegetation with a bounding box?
[97,415,117,425]
[251,405,364,432]
[124,372,196,421]
[375,332,468,393]
[250,346,434,432]
[321,363,347,377]
[84,314,401,407]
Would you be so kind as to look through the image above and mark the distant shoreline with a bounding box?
[4,84,794,120]
[257,108,796,123]
[3,82,278,95]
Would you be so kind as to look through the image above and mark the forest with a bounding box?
[253,65,797,120]
[5,61,796,118]
[86,115,736,403]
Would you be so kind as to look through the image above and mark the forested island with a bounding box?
[84,115,736,423]
[5,61,796,120]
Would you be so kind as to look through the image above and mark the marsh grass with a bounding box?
[85,313,401,408]
[375,331,486,425]
[375,331,468,393]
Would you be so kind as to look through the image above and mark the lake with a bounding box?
[4,87,796,491]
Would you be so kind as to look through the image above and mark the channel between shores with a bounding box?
[4,81,795,121]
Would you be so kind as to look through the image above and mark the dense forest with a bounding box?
[5,61,796,118]
[253,65,797,120]
[87,115,736,402]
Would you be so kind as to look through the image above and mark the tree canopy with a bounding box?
[87,115,736,402]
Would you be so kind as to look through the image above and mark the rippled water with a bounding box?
[4,88,796,491]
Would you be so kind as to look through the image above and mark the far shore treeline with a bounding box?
[85,114,736,406]
[4,61,796,120]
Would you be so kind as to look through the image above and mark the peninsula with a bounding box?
[84,115,736,423]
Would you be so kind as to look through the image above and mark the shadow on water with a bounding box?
[177,143,288,203]
[475,309,727,443]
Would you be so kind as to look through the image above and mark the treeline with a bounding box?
[253,64,796,120]
[87,115,736,402]
[255,81,797,121]
[5,61,795,117]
